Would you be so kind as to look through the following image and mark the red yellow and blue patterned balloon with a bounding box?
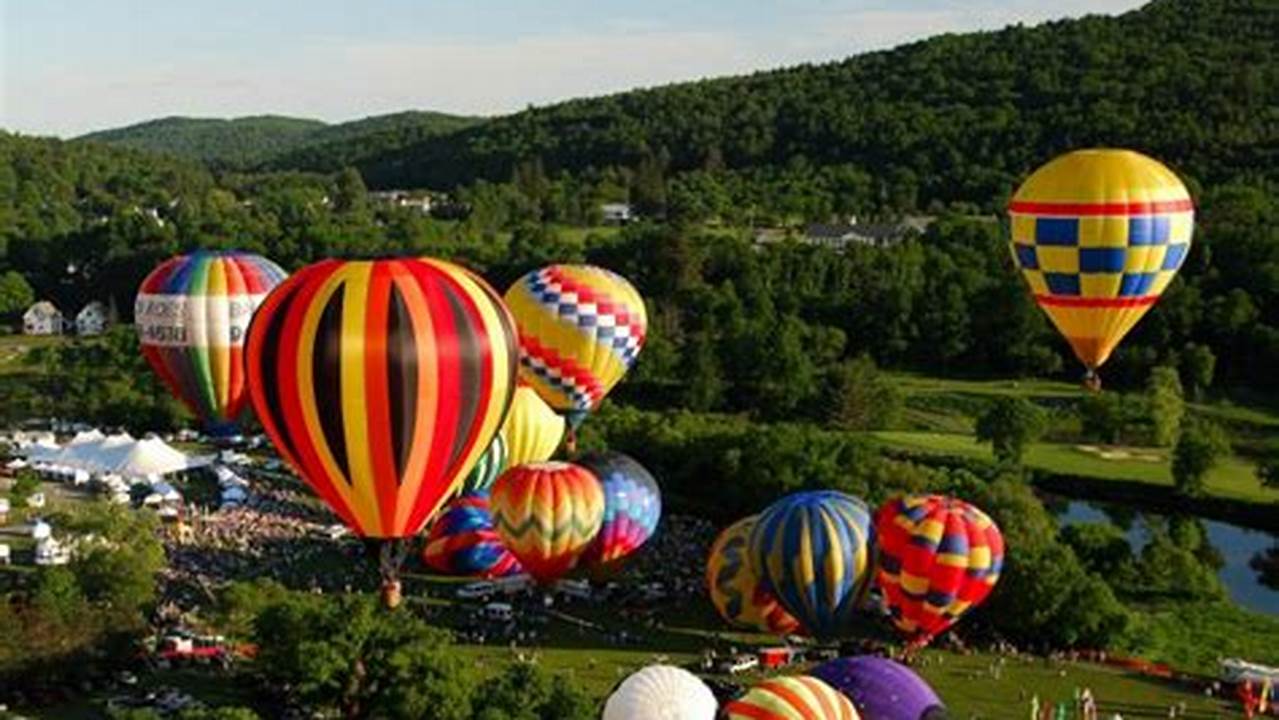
[874,495,1004,647]
[500,383,565,467]
[749,491,876,639]
[724,676,860,720]
[706,516,800,635]
[503,265,647,424]
[136,250,287,435]
[422,492,523,579]
[244,257,518,539]
[1008,149,1194,380]
[577,451,661,573]
[460,433,507,495]
[489,461,605,584]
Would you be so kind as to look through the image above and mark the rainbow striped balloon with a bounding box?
[724,676,860,720]
[244,258,518,539]
[461,433,507,495]
[578,451,661,573]
[136,250,288,434]
[504,265,647,421]
[422,492,523,578]
[706,515,800,635]
[499,383,565,467]
[875,495,1004,646]
[490,461,604,584]
[750,491,876,639]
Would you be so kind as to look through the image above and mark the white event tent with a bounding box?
[22,431,210,479]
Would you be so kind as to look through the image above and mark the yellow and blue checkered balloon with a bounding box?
[1008,149,1194,377]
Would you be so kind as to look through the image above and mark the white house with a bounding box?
[34,537,70,566]
[75,301,108,336]
[600,203,634,225]
[23,301,64,335]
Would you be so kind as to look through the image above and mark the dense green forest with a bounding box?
[79,110,480,169]
[275,0,1277,218]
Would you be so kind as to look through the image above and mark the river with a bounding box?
[1056,500,1279,615]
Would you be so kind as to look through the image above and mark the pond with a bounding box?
[1055,500,1279,615]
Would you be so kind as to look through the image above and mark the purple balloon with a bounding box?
[811,656,947,720]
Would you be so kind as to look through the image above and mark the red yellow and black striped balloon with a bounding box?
[245,258,518,539]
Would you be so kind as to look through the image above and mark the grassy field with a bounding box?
[872,430,1279,504]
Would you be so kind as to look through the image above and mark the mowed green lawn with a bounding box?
[872,431,1279,505]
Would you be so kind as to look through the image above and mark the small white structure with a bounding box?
[31,520,51,540]
[75,301,108,336]
[0,543,10,565]
[34,537,70,566]
[26,492,46,509]
[23,301,64,335]
[601,203,634,224]
[0,497,9,521]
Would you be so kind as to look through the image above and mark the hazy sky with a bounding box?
[3,0,1145,137]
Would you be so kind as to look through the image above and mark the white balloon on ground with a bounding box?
[602,665,717,720]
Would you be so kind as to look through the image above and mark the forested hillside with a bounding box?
[79,110,480,169]
[80,116,327,167]
[319,0,1278,214]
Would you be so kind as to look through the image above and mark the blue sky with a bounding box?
[3,0,1144,137]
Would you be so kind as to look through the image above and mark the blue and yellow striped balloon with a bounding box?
[1008,149,1194,376]
[749,491,875,639]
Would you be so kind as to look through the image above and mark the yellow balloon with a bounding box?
[500,384,565,467]
[1008,149,1194,375]
[504,265,647,421]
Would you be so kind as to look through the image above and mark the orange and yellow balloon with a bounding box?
[244,258,518,540]
[489,461,605,584]
[504,265,647,424]
[1008,149,1194,380]
[724,676,859,720]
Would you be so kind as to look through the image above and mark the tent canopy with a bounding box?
[27,433,209,479]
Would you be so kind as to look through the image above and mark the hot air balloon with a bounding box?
[750,491,875,639]
[812,657,947,720]
[244,258,518,606]
[874,495,1004,648]
[489,461,605,584]
[724,676,860,720]
[136,250,288,435]
[577,451,661,574]
[422,492,522,578]
[706,516,800,635]
[503,265,647,433]
[460,434,506,495]
[602,665,717,720]
[1008,149,1194,388]
[500,383,565,467]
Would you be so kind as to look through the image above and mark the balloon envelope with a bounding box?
[602,665,717,720]
[460,433,507,495]
[874,495,1004,645]
[490,461,605,584]
[423,492,522,578]
[1008,149,1194,372]
[724,676,859,720]
[812,656,946,720]
[706,516,800,635]
[577,451,661,572]
[500,384,565,466]
[136,250,288,434]
[244,257,518,538]
[750,491,875,639]
[504,264,647,418]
